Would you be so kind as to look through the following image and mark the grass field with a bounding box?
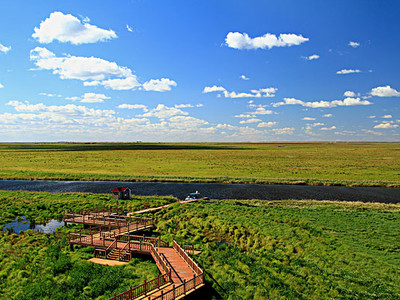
[157,199,400,299]
[0,142,399,187]
[1,191,399,299]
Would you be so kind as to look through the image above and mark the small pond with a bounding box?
[2,217,65,234]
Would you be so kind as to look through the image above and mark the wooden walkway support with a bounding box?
[65,209,204,300]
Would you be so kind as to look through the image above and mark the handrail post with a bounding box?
[173,284,175,298]
[161,290,163,300]
[194,274,196,287]
[184,279,186,294]
[144,279,147,294]
[129,285,132,298]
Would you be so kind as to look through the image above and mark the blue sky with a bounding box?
[0,0,399,142]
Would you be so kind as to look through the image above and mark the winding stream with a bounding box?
[0,180,399,203]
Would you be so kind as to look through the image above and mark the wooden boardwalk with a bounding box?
[65,209,204,300]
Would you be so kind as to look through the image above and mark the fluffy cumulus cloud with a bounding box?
[0,83,4,88]
[239,118,261,124]
[174,104,203,108]
[32,11,117,44]
[303,54,319,60]
[257,121,277,128]
[344,91,356,97]
[336,69,361,74]
[320,126,336,131]
[139,104,188,119]
[272,127,295,135]
[142,78,177,92]
[126,25,133,32]
[30,47,175,92]
[370,85,400,97]
[240,75,250,80]
[323,114,333,117]
[6,100,115,119]
[203,85,277,98]
[302,117,315,121]
[383,115,392,119]
[225,32,309,50]
[273,97,371,108]
[374,122,399,129]
[348,41,360,48]
[0,41,11,53]
[118,104,148,111]
[80,93,110,103]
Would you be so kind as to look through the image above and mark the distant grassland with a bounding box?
[0,142,399,187]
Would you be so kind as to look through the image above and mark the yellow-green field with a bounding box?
[0,142,399,187]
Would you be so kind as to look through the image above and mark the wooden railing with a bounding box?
[109,273,171,300]
[151,273,204,300]
[106,239,117,257]
[173,241,202,276]
[150,243,172,276]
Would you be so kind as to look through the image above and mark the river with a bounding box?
[0,180,399,203]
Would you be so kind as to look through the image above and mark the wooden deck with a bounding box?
[65,209,204,300]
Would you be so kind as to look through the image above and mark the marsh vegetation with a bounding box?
[1,190,400,299]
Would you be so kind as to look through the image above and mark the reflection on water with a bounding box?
[2,217,65,234]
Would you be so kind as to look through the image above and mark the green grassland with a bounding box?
[0,142,400,187]
[157,200,400,299]
[1,191,400,299]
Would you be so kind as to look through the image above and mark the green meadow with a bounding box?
[1,191,400,299]
[0,142,399,187]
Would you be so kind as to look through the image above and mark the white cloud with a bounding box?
[126,25,133,32]
[239,118,261,124]
[240,75,249,80]
[320,126,336,131]
[323,114,332,117]
[348,41,360,48]
[7,100,115,117]
[302,117,315,120]
[140,104,188,119]
[273,97,371,108]
[90,76,141,90]
[30,47,132,81]
[272,127,295,135]
[203,86,226,93]
[0,83,4,88]
[80,93,110,103]
[0,42,11,53]
[257,121,277,127]
[374,122,399,129]
[370,85,400,97]
[143,78,177,92]
[225,32,309,50]
[344,91,356,97]
[118,104,148,111]
[203,85,277,98]
[234,114,255,118]
[32,11,117,44]
[383,115,392,119]
[368,115,376,119]
[30,47,173,92]
[167,116,209,128]
[362,129,383,136]
[336,69,361,74]
[252,107,275,115]
[303,54,319,60]
[40,92,62,97]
